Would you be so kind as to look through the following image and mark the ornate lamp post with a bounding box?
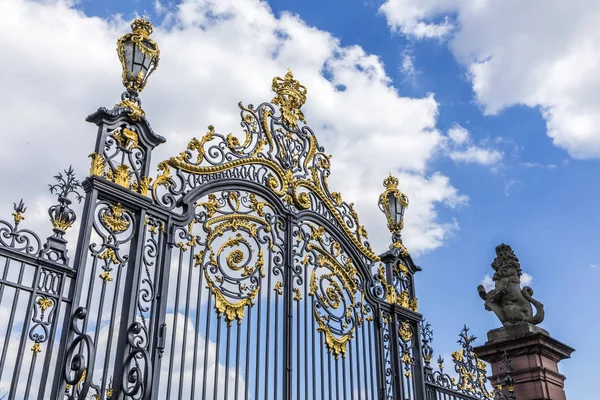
[378,174,409,253]
[116,16,160,121]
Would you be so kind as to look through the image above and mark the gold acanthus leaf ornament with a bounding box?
[399,321,413,343]
[89,151,152,196]
[317,320,353,360]
[117,98,146,121]
[208,281,259,326]
[51,217,74,231]
[102,203,130,233]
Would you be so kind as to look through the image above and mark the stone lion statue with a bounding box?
[477,243,544,326]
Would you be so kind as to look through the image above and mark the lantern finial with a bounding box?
[131,16,153,36]
[383,174,399,190]
[378,173,409,249]
[116,16,160,94]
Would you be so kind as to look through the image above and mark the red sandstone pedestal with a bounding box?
[474,322,574,400]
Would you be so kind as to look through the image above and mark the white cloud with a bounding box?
[449,146,502,166]
[480,274,493,292]
[154,1,166,16]
[0,0,467,255]
[591,264,598,269]
[522,162,557,169]
[444,124,503,167]
[520,272,533,287]
[504,179,521,197]
[400,48,419,82]
[480,271,534,292]
[379,0,600,160]
[447,125,469,145]
[379,0,454,39]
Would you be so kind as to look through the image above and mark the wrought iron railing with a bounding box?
[420,321,516,400]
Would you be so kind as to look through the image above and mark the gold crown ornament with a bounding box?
[271,68,308,129]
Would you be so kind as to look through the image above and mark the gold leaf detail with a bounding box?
[89,153,106,177]
[209,284,258,326]
[102,203,130,233]
[107,164,131,188]
[399,321,413,343]
[99,270,113,283]
[273,281,283,295]
[38,297,53,312]
[118,98,146,121]
[113,127,139,150]
[51,216,73,231]
[31,342,42,354]
[98,248,120,265]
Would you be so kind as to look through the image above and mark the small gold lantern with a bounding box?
[117,17,160,94]
[378,174,409,241]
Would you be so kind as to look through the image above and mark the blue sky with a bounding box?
[1,0,598,398]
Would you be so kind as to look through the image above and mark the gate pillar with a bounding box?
[475,322,574,400]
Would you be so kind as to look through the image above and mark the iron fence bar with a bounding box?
[0,262,23,379]
[111,207,148,399]
[274,280,281,398]
[201,283,213,400]
[5,261,27,398]
[37,269,68,400]
[166,246,185,398]
[179,241,195,400]
[148,214,171,399]
[244,304,252,400]
[223,318,232,400]
[100,257,125,398]
[191,239,205,397]
[253,267,262,400]
[265,235,274,400]
[283,213,293,400]
[212,311,222,400]
[234,320,241,398]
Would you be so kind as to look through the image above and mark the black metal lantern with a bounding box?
[378,174,409,243]
[117,17,160,94]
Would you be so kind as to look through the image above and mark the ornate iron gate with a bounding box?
[0,18,517,400]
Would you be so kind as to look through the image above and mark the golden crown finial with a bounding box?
[383,174,399,190]
[131,16,153,36]
[271,68,308,129]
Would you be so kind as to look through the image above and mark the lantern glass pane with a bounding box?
[132,44,146,76]
[123,41,135,76]
[387,192,396,221]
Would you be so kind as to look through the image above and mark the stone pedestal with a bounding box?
[474,322,574,400]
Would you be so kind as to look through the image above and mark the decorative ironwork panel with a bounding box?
[421,321,517,400]
[290,221,379,399]
[0,197,76,399]
[156,189,287,399]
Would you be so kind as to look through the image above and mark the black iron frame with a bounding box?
[0,82,516,400]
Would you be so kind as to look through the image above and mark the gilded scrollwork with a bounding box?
[374,261,418,312]
[152,70,378,263]
[295,222,373,359]
[189,190,284,326]
[89,126,152,195]
[91,202,135,285]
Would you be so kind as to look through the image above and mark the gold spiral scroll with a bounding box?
[308,240,371,359]
[196,192,271,326]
